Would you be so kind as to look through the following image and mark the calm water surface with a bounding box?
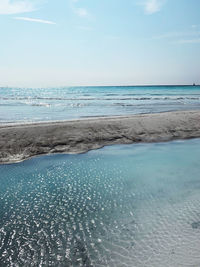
[1,139,200,266]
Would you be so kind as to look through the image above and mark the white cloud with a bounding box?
[141,0,165,14]
[0,0,35,15]
[74,7,88,17]
[192,25,198,29]
[153,31,200,40]
[153,25,200,44]
[69,0,89,18]
[177,38,200,44]
[14,17,56,24]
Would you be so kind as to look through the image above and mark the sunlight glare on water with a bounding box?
[1,86,200,123]
[0,139,200,266]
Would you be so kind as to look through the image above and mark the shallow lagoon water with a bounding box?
[1,139,200,266]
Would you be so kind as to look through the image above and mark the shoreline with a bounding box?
[1,110,200,164]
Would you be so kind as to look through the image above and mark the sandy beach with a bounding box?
[0,110,200,164]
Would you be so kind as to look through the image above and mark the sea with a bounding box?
[0,85,200,123]
[1,86,200,266]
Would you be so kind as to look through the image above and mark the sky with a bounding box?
[0,0,200,87]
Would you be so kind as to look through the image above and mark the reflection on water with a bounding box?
[1,139,200,266]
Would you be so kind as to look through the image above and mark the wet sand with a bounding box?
[0,110,200,164]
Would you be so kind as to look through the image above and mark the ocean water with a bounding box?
[0,85,200,123]
[1,139,200,266]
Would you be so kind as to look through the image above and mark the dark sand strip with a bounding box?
[0,110,200,164]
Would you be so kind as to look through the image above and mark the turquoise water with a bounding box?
[0,85,200,123]
[1,139,200,266]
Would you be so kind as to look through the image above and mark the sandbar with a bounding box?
[0,110,200,164]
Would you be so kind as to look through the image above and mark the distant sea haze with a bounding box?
[0,85,200,124]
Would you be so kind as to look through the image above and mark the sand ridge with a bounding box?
[0,110,200,164]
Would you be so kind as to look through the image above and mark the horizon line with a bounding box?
[0,84,199,89]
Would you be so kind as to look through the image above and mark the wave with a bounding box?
[1,96,200,101]
[30,103,51,107]
[0,102,88,108]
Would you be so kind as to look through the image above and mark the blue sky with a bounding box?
[0,0,200,87]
